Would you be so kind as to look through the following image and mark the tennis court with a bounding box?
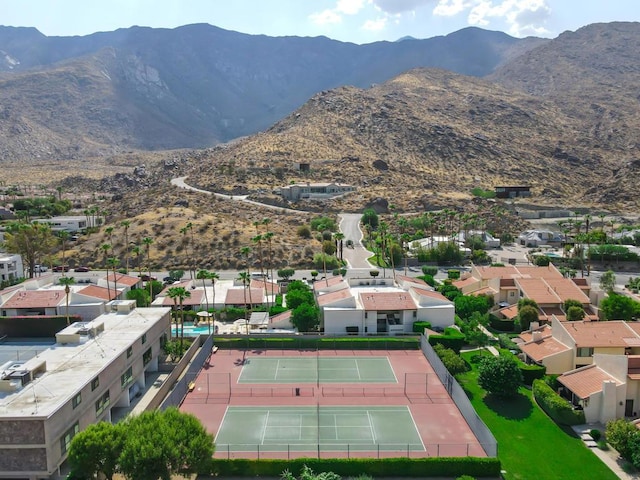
[215,405,424,452]
[237,356,397,384]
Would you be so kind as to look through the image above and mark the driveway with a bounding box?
[339,213,374,269]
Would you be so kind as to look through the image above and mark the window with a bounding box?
[95,391,110,416]
[91,377,100,391]
[413,311,417,318]
[72,392,82,409]
[60,422,79,454]
[127,346,133,358]
[121,366,133,389]
[509,291,515,297]
[142,333,147,345]
[143,347,152,366]
[577,347,594,357]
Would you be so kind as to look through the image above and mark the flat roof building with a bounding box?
[0,301,171,480]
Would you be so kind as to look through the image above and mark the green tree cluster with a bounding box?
[68,408,214,480]
[286,280,319,332]
[600,293,640,321]
[606,419,640,467]
[477,355,523,397]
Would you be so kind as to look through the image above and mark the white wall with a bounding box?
[323,308,364,335]
[416,305,455,329]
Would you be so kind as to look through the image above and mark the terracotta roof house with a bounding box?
[556,353,638,424]
[454,263,597,322]
[317,277,454,336]
[224,288,264,307]
[519,318,640,375]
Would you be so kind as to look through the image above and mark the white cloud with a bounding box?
[309,9,343,26]
[363,17,388,31]
[336,0,366,15]
[436,0,551,37]
[372,0,436,15]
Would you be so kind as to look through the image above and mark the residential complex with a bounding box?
[0,302,171,479]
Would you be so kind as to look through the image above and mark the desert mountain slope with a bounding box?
[0,24,541,160]
[180,68,620,211]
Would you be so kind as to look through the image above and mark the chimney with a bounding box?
[532,331,543,342]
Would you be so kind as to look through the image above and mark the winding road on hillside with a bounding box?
[171,176,373,269]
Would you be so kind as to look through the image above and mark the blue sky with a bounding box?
[2,0,639,43]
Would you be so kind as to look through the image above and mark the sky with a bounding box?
[2,0,640,44]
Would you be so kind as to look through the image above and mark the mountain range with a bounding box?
[0,23,543,156]
[1,21,640,211]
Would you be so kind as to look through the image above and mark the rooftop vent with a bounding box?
[0,358,46,392]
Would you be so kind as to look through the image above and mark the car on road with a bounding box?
[74,266,90,272]
[52,265,70,272]
[139,275,157,282]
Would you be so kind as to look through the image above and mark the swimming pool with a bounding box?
[171,325,215,336]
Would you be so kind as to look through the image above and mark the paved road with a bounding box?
[338,213,374,269]
[171,176,304,214]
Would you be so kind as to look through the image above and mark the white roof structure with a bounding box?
[0,305,169,418]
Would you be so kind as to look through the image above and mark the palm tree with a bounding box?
[237,271,251,334]
[197,269,212,334]
[58,231,70,272]
[100,243,112,300]
[105,226,115,248]
[58,276,75,326]
[334,232,345,262]
[107,257,120,299]
[166,286,191,350]
[142,236,154,300]
[252,234,265,278]
[180,223,195,279]
[263,231,275,308]
[121,220,131,273]
[209,271,220,330]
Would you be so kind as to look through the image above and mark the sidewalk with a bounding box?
[572,424,640,479]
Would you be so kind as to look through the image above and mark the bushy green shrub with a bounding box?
[210,457,501,478]
[433,344,470,375]
[421,265,438,276]
[519,363,546,385]
[428,329,466,353]
[497,333,518,350]
[490,315,515,332]
[412,321,432,333]
[533,379,585,425]
[590,429,602,441]
[447,269,461,280]
[419,274,436,287]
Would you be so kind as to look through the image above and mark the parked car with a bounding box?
[34,264,48,273]
[139,275,157,282]
[52,265,70,272]
[74,266,90,272]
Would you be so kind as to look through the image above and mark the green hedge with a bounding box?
[412,321,432,333]
[213,336,420,351]
[519,363,546,385]
[428,328,466,353]
[533,379,585,426]
[489,315,514,332]
[209,457,501,478]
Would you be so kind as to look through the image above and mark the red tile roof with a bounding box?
[2,290,64,308]
[519,336,571,362]
[562,321,639,348]
[313,276,347,291]
[224,288,263,305]
[161,289,204,306]
[411,287,450,302]
[558,365,622,399]
[317,289,353,306]
[251,279,281,294]
[78,285,118,301]
[359,291,416,311]
[396,275,428,287]
[105,273,141,287]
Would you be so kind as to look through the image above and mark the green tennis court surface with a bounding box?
[238,356,397,383]
[216,406,424,452]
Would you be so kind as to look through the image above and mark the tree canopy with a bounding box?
[69,408,214,480]
[478,355,523,397]
[2,222,55,277]
[600,293,640,321]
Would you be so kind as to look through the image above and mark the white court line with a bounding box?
[214,406,231,442]
[355,359,362,380]
[367,410,377,444]
[407,406,426,452]
[260,411,270,445]
[275,359,280,380]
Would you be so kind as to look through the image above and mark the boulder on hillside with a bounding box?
[365,197,389,213]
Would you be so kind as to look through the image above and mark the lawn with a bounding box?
[458,352,618,480]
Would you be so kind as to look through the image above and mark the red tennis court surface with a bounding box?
[180,348,485,459]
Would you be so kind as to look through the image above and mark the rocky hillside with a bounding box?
[179,67,613,211]
[0,24,541,161]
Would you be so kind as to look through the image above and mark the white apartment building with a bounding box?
[0,301,171,479]
[0,254,22,283]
